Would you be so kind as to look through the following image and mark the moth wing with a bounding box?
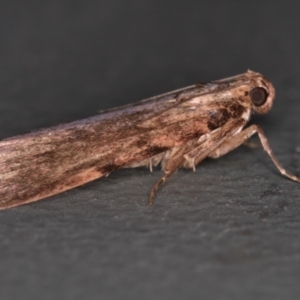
[0,90,201,209]
[0,80,243,209]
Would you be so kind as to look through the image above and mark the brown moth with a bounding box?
[0,70,299,209]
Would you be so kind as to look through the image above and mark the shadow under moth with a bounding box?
[0,70,299,209]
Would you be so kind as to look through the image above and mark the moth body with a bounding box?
[0,70,298,209]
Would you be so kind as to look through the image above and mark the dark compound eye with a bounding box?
[250,87,268,107]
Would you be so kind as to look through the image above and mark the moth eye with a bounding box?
[250,87,268,107]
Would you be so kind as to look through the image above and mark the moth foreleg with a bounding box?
[210,124,300,183]
[182,119,246,169]
[208,125,259,159]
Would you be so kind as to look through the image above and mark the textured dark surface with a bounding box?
[1,1,300,299]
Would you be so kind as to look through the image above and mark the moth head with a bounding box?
[247,72,275,114]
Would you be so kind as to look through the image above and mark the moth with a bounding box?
[0,70,299,209]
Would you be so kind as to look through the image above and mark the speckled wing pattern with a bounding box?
[0,71,280,208]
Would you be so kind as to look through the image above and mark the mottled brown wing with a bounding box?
[0,79,246,209]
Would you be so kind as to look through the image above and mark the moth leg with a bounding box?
[148,140,221,206]
[208,126,259,159]
[148,119,246,205]
[148,168,178,206]
[182,119,247,169]
[125,152,165,171]
[209,124,300,183]
[148,144,195,206]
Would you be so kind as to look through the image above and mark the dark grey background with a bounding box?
[1,1,300,299]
